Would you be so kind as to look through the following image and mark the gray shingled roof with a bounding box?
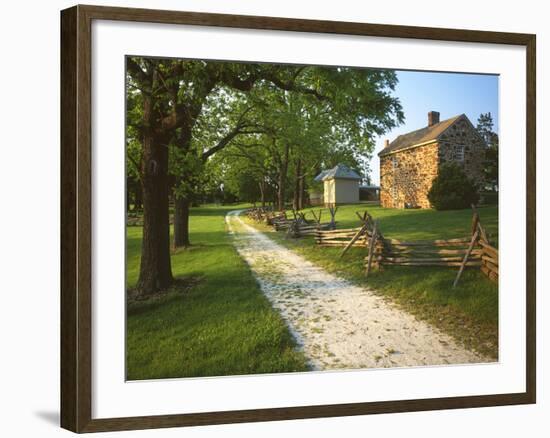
[314,164,361,181]
[378,114,464,157]
[314,169,329,182]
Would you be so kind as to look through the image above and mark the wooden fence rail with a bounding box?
[380,237,482,268]
[247,206,498,286]
[247,207,337,238]
[479,241,499,282]
[356,208,497,286]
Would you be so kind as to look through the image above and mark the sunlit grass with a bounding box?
[247,203,499,358]
[126,204,309,380]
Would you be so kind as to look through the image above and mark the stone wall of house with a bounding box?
[379,117,487,209]
[437,117,486,186]
[380,142,439,209]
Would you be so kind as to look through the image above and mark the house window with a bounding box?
[453,146,465,162]
[392,157,398,169]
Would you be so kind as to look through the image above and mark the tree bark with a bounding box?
[171,110,196,249]
[277,144,290,211]
[136,133,173,295]
[173,196,191,247]
[298,169,305,210]
[259,180,266,208]
[293,158,302,211]
[135,68,173,296]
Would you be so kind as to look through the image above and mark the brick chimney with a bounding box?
[384,139,390,148]
[428,111,440,126]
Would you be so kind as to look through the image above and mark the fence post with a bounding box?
[365,220,379,280]
[453,229,480,288]
[328,205,338,229]
[340,222,369,258]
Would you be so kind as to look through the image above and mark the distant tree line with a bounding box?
[476,112,499,192]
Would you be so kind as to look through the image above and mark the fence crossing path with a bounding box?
[226,210,491,371]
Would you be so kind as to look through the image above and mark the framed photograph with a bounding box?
[60,4,536,433]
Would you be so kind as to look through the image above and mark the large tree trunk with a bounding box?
[277,144,290,211]
[299,176,306,210]
[136,135,173,295]
[135,73,173,296]
[259,180,266,208]
[277,175,285,211]
[293,158,302,211]
[171,117,195,249]
[173,196,191,247]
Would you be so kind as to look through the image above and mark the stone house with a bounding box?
[314,164,361,205]
[378,111,486,209]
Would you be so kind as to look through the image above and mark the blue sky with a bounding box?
[368,70,499,185]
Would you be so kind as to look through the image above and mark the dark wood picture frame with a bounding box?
[61,4,536,433]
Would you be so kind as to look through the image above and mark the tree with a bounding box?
[171,89,267,247]
[211,135,279,207]
[428,163,480,210]
[210,157,263,204]
[476,112,499,191]
[126,58,174,295]
[169,63,404,236]
[127,59,330,294]
[127,59,403,296]
[226,67,403,210]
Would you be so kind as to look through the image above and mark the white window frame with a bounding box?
[454,146,465,162]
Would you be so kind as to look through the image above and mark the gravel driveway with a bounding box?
[226,210,489,371]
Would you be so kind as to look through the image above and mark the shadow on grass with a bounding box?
[126,264,310,380]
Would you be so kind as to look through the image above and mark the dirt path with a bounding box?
[226,210,489,371]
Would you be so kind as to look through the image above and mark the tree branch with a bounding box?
[126,58,149,84]
[201,125,265,161]
[262,71,327,101]
[219,71,258,92]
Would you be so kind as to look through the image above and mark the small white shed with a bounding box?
[314,164,361,205]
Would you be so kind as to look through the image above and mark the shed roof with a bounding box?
[378,114,464,157]
[314,164,362,181]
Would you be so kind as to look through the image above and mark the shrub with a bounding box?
[428,163,480,210]
[480,191,498,205]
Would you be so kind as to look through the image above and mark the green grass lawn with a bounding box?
[247,203,499,359]
[301,203,498,243]
[126,204,309,380]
